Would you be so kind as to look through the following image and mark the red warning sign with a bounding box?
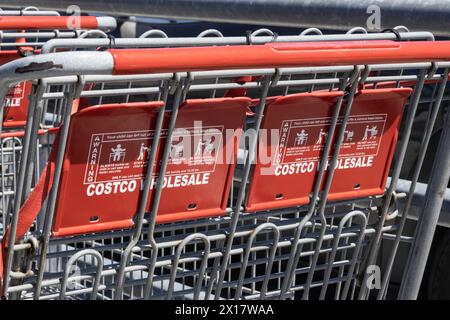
[245,88,412,212]
[153,98,249,223]
[52,98,250,237]
[52,102,165,237]
[278,114,387,166]
[84,129,166,187]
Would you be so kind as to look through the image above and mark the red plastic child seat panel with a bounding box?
[52,101,165,237]
[3,81,32,124]
[51,97,250,237]
[245,88,412,212]
[153,97,250,223]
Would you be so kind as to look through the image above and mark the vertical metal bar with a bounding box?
[340,217,365,300]
[143,79,187,299]
[398,95,450,299]
[379,68,449,299]
[7,91,44,296]
[114,83,170,299]
[32,79,84,299]
[259,226,279,299]
[234,223,279,299]
[204,237,224,299]
[332,206,346,300]
[211,77,272,299]
[0,140,4,233]
[1,84,40,298]
[358,69,427,300]
[20,94,46,204]
[279,67,360,299]
[302,71,360,300]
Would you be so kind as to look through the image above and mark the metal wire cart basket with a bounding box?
[0,16,449,300]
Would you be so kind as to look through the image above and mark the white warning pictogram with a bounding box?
[110,144,126,163]
[137,143,151,161]
[294,129,308,146]
[344,130,354,142]
[315,128,328,145]
[362,125,378,140]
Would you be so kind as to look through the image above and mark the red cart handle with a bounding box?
[109,40,450,75]
[0,16,116,31]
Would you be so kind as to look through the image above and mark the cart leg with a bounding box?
[398,105,450,299]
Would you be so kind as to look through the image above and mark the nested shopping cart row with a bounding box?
[0,25,434,236]
[4,22,419,236]
[1,25,450,300]
[0,13,116,234]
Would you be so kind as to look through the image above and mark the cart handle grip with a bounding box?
[108,40,450,75]
[1,40,450,99]
[0,16,116,31]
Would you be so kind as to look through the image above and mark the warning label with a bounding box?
[274,114,387,173]
[83,126,224,195]
[84,130,157,184]
[168,125,223,176]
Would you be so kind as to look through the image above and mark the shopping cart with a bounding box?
[0,14,116,237]
[1,35,450,301]
[34,28,444,299]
